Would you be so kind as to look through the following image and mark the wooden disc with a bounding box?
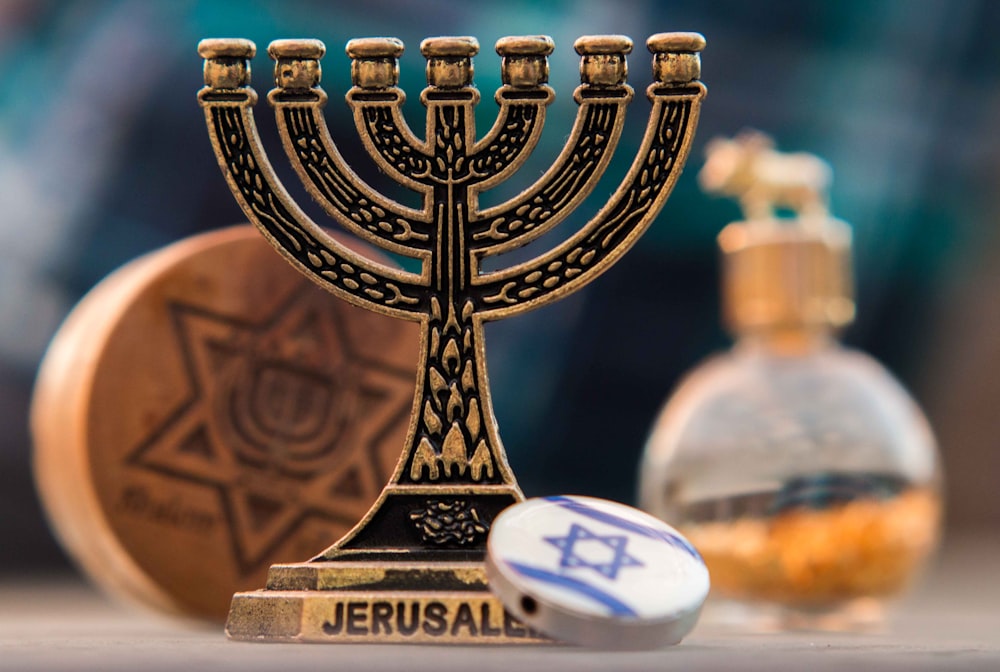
[32,226,418,621]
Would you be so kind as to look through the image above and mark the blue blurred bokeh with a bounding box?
[2,0,998,569]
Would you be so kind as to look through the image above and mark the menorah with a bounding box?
[198,32,705,643]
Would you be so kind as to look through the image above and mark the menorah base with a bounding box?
[225,561,550,644]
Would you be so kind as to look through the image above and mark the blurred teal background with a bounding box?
[1,0,998,570]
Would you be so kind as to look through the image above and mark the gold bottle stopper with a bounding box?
[699,130,854,336]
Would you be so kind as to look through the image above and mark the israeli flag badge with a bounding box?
[486,495,709,649]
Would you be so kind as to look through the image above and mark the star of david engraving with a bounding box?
[544,523,644,580]
[128,283,413,574]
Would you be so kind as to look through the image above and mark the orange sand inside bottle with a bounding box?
[681,489,940,607]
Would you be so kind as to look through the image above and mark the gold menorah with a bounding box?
[198,32,705,643]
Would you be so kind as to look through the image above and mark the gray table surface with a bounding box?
[2,535,997,671]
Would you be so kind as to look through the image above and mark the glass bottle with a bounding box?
[639,133,941,630]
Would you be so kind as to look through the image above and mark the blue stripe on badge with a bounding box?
[505,561,638,617]
[544,496,702,561]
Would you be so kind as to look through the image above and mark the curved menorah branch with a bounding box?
[467,86,553,189]
[348,88,433,189]
[272,99,435,255]
[474,82,706,319]
[200,92,428,319]
[469,87,630,254]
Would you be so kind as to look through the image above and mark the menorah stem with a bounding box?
[403,310,501,487]
[317,311,518,561]
[317,178,517,560]
[431,182,470,294]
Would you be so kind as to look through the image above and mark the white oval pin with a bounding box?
[485,495,709,649]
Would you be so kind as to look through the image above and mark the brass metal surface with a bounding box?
[32,226,418,621]
[198,31,706,643]
[700,131,854,334]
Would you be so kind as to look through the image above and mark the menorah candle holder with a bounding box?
[198,31,706,644]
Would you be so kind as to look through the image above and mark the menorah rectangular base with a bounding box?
[226,590,549,644]
[226,561,550,644]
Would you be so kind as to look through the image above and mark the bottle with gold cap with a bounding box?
[638,131,941,630]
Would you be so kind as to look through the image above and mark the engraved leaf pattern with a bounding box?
[406,298,497,484]
[362,105,431,180]
[409,499,489,546]
[468,103,540,177]
[429,105,469,183]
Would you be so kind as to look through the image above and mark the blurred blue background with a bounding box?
[2,0,998,570]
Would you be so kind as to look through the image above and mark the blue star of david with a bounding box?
[543,523,644,580]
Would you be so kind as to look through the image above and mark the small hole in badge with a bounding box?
[520,595,538,615]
